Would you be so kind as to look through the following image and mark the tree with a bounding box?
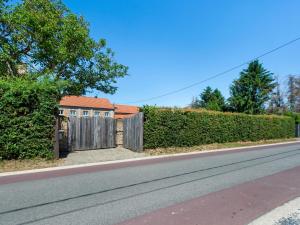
[267,76,286,113]
[190,96,200,109]
[0,0,128,96]
[228,60,276,114]
[286,75,300,112]
[191,86,225,111]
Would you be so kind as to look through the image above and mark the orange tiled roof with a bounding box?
[60,96,114,110]
[114,114,137,119]
[114,104,139,114]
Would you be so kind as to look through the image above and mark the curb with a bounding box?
[248,197,300,225]
[1,140,300,178]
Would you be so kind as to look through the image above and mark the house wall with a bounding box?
[59,106,114,118]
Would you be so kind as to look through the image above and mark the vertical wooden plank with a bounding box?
[108,118,111,147]
[106,118,110,148]
[100,118,105,148]
[85,117,89,149]
[128,117,131,149]
[87,117,91,149]
[124,118,128,149]
[68,117,72,151]
[72,117,76,151]
[75,117,79,150]
[140,113,144,151]
[83,117,87,149]
[123,119,126,148]
[88,117,93,149]
[74,117,77,150]
[103,118,107,148]
[74,118,77,150]
[80,117,84,150]
[96,117,101,148]
[93,117,97,149]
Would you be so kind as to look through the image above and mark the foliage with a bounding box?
[228,60,276,114]
[287,75,300,112]
[0,77,60,159]
[142,106,294,149]
[282,111,300,124]
[0,0,128,95]
[267,75,286,113]
[191,86,225,111]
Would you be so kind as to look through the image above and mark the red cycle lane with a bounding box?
[117,166,300,225]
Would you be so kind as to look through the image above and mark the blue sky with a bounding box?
[63,0,300,107]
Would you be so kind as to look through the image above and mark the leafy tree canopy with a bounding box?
[0,0,128,96]
[228,60,276,114]
[286,75,300,112]
[267,75,286,114]
[191,86,225,111]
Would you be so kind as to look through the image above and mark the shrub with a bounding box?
[283,111,300,124]
[142,106,295,149]
[0,78,60,159]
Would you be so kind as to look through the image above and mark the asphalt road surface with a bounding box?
[1,143,300,225]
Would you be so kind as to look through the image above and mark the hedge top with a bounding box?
[149,107,292,120]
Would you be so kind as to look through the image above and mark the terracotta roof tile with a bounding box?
[114,104,139,114]
[60,96,114,110]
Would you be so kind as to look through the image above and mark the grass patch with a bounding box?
[145,138,297,156]
[0,158,63,173]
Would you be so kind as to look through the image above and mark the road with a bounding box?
[1,143,300,225]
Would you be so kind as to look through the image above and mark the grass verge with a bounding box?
[145,138,298,156]
[0,158,63,173]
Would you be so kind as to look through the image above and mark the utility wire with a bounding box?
[127,36,300,104]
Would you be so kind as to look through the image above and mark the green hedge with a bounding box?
[283,111,300,124]
[0,78,60,159]
[142,106,295,149]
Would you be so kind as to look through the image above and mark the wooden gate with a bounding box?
[68,117,116,151]
[123,113,144,152]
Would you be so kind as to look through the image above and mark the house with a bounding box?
[59,96,139,119]
[59,96,114,118]
[114,104,140,119]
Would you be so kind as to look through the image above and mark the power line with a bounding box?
[127,36,300,104]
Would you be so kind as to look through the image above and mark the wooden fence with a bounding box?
[123,113,144,152]
[68,117,116,151]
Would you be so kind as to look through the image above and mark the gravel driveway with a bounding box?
[63,148,147,166]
